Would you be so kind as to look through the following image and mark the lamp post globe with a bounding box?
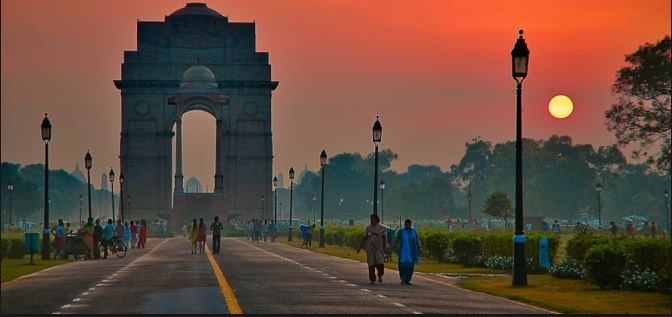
[41,113,52,260]
[511,29,530,286]
[109,168,116,222]
[84,150,93,221]
[372,116,382,216]
[288,167,295,241]
[596,182,602,229]
[319,150,327,247]
[379,180,386,224]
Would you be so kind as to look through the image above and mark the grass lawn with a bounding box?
[276,237,506,274]
[1,256,72,283]
[459,274,672,314]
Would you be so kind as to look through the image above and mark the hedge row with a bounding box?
[561,232,671,291]
[0,237,25,260]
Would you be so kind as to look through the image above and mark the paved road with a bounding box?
[1,237,552,314]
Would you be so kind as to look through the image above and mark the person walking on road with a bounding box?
[93,218,103,259]
[356,214,388,285]
[51,219,66,259]
[270,220,277,243]
[123,222,132,249]
[391,219,422,285]
[609,221,618,236]
[211,216,224,254]
[130,221,138,249]
[137,219,148,249]
[552,219,561,235]
[102,219,115,259]
[197,218,207,254]
[189,218,198,254]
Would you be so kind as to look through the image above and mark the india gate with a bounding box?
[114,3,277,227]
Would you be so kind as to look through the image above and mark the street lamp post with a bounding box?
[84,150,93,222]
[288,167,295,241]
[511,29,530,286]
[339,197,344,224]
[372,116,382,215]
[596,182,602,229]
[312,197,316,224]
[273,176,279,226]
[379,180,386,224]
[319,150,327,247]
[664,189,670,235]
[261,195,265,220]
[468,188,473,226]
[41,113,52,260]
[109,169,116,222]
[79,194,83,224]
[119,174,125,223]
[127,196,131,221]
[7,182,14,229]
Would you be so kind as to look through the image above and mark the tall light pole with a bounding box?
[261,195,265,220]
[379,180,386,224]
[664,189,669,235]
[339,197,344,224]
[7,182,14,229]
[319,150,327,247]
[596,182,602,229]
[109,169,115,222]
[511,29,529,286]
[468,188,473,226]
[127,196,131,221]
[79,194,83,224]
[84,150,93,221]
[372,116,382,215]
[41,113,52,260]
[119,173,125,223]
[288,167,295,241]
[273,176,278,226]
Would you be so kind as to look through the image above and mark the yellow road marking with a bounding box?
[205,245,243,314]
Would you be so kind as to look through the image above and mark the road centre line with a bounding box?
[205,245,243,314]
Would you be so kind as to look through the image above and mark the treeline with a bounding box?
[1,162,115,224]
[276,135,670,224]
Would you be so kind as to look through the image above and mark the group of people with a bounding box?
[244,219,277,243]
[50,218,148,260]
[187,216,225,254]
[356,214,423,285]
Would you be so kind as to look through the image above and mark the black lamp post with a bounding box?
[379,180,386,224]
[319,150,327,247]
[84,150,93,222]
[596,182,602,229]
[7,182,14,229]
[372,116,382,215]
[339,197,344,224]
[79,194,83,224]
[127,196,131,221]
[664,189,669,235]
[273,176,278,226]
[41,113,52,260]
[119,173,124,223]
[312,197,316,224]
[288,167,295,241]
[511,29,530,287]
[109,168,115,222]
[468,188,473,226]
[261,195,265,220]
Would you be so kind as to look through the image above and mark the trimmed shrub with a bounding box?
[550,258,585,279]
[526,233,560,272]
[6,238,25,259]
[566,231,610,261]
[481,232,512,258]
[441,248,457,263]
[584,243,626,289]
[344,231,362,249]
[621,238,671,282]
[452,235,482,266]
[0,237,10,260]
[423,232,451,260]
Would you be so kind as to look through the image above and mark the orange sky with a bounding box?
[1,0,670,189]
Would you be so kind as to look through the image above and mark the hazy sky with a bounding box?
[2,0,670,190]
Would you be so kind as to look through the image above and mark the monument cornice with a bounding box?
[114,80,279,90]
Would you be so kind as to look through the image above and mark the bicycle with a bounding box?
[108,236,127,258]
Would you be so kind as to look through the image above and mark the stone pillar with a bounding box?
[215,119,224,193]
[174,119,184,194]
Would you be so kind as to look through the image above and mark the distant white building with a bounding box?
[70,163,86,184]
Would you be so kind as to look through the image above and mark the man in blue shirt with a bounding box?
[102,219,115,259]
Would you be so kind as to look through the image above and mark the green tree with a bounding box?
[605,35,671,171]
[482,191,513,230]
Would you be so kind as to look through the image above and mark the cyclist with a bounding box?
[102,219,115,259]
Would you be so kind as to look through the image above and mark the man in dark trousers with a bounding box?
[210,216,224,254]
[93,218,103,259]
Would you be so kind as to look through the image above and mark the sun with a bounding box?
[548,95,574,119]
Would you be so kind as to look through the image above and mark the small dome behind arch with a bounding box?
[180,65,217,89]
